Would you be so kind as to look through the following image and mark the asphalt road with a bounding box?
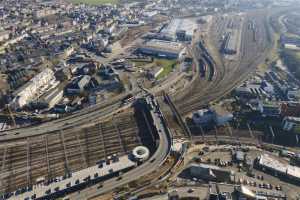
[67,96,172,200]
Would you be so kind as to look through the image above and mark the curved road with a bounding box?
[67,96,173,199]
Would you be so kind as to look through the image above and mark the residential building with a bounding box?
[281,102,300,117]
[260,102,281,118]
[66,75,91,94]
[12,68,55,108]
[282,116,300,132]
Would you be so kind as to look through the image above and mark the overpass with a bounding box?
[66,94,173,199]
[2,95,173,200]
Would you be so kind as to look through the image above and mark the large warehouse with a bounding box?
[138,39,185,59]
[255,154,300,183]
[161,18,198,41]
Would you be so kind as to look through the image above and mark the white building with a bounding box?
[41,88,64,109]
[192,109,215,125]
[192,107,233,126]
[256,154,300,183]
[282,116,300,131]
[0,31,10,42]
[13,68,55,108]
[161,18,198,41]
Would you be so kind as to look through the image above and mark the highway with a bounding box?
[0,91,140,141]
[0,7,282,199]
[0,94,173,199]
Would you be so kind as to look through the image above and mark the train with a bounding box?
[198,58,206,78]
[202,53,215,82]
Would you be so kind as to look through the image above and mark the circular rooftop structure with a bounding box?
[132,146,150,162]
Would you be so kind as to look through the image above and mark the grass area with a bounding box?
[294,126,300,134]
[155,59,178,79]
[130,60,152,67]
[67,0,119,5]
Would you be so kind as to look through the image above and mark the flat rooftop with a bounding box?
[258,154,300,179]
[161,18,198,37]
[142,39,184,54]
[9,155,136,200]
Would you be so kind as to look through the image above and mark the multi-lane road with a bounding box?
[0,7,281,199]
[66,95,173,200]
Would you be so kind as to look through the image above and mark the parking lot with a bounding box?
[183,144,300,199]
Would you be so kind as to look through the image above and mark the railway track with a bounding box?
[0,110,143,194]
[0,9,276,199]
[172,11,272,116]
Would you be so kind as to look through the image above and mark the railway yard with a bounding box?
[0,109,153,194]
[172,10,272,116]
[1,0,300,199]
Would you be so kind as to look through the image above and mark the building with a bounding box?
[282,116,300,132]
[192,108,215,126]
[39,88,64,109]
[287,90,300,101]
[66,75,91,94]
[54,68,72,81]
[189,163,234,182]
[236,185,286,200]
[208,183,286,200]
[138,39,184,59]
[12,68,55,108]
[233,150,245,163]
[5,155,137,200]
[234,87,257,99]
[33,8,58,18]
[280,34,300,47]
[281,102,300,117]
[161,18,198,41]
[0,31,10,42]
[260,102,281,118]
[213,106,233,126]
[255,154,300,184]
[192,107,233,126]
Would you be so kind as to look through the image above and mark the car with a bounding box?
[116,176,123,181]
[276,185,282,191]
[239,178,243,184]
[187,189,194,193]
[97,184,103,189]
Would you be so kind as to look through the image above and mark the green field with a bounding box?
[155,59,178,79]
[68,0,119,5]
